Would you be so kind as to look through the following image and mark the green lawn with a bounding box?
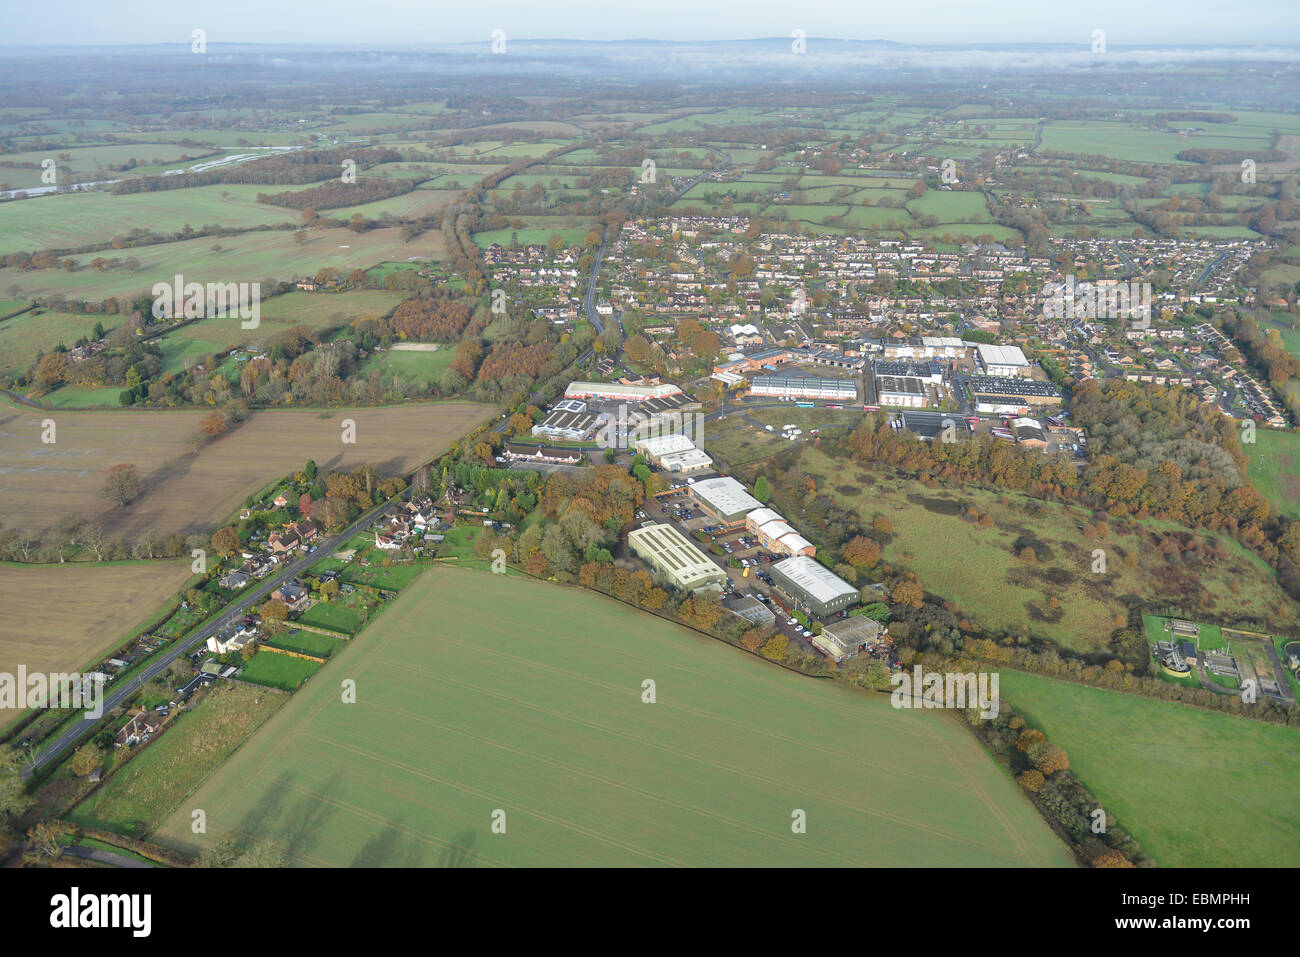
[295,599,362,636]
[265,630,343,659]
[153,567,1073,867]
[238,652,323,691]
[998,670,1300,867]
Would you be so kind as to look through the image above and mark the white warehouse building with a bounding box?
[974,344,1030,377]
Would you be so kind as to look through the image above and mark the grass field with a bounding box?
[152,568,1074,867]
[66,683,286,835]
[357,346,453,391]
[998,671,1300,867]
[0,561,195,714]
[0,225,444,303]
[784,445,1300,651]
[0,309,117,379]
[158,288,408,359]
[1246,429,1300,520]
[0,399,494,540]
[0,185,301,255]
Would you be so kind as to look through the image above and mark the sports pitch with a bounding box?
[154,568,1074,867]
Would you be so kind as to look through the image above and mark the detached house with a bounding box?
[271,581,310,611]
[114,709,162,749]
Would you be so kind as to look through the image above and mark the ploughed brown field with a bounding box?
[0,561,195,721]
[0,400,494,542]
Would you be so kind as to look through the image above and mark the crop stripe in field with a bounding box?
[424,587,953,745]
[416,632,978,793]
[296,732,692,867]
[368,658,1033,861]
[347,691,1022,867]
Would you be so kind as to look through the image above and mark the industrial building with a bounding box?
[724,594,776,627]
[633,433,714,474]
[744,507,816,557]
[627,523,728,594]
[531,401,601,442]
[813,616,886,663]
[874,375,929,408]
[769,555,859,619]
[565,380,682,402]
[880,336,969,360]
[749,373,859,402]
[872,358,944,384]
[974,343,1030,377]
[688,476,764,526]
[969,375,1062,413]
[1011,418,1048,448]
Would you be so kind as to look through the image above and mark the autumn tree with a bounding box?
[211,526,240,558]
[761,634,789,660]
[1017,769,1045,793]
[199,412,228,439]
[841,535,881,569]
[70,742,106,777]
[891,579,924,609]
[102,463,141,507]
[259,599,289,623]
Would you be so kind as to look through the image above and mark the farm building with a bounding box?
[769,555,859,619]
[627,523,727,594]
[688,477,764,526]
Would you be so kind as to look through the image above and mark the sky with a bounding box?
[2,0,1298,47]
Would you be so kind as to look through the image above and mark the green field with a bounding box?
[0,184,303,255]
[786,446,1300,651]
[0,225,443,302]
[358,346,453,391]
[998,671,1300,867]
[153,568,1073,867]
[66,683,286,835]
[0,309,116,379]
[1247,430,1300,520]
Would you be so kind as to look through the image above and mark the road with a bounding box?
[23,499,396,778]
[493,232,615,435]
